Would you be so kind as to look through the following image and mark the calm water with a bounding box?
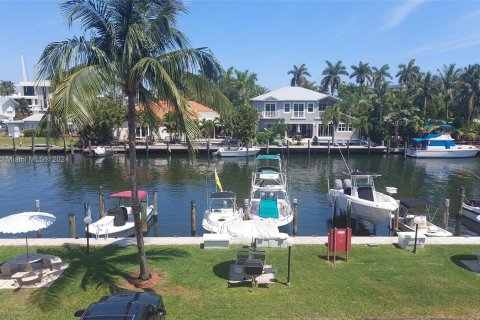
[1,153,479,238]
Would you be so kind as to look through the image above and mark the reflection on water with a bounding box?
[0,153,479,238]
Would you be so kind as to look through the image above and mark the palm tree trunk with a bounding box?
[445,100,449,122]
[127,93,150,280]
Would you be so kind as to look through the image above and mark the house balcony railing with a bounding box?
[261,111,278,118]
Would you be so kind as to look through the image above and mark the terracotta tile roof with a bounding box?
[135,101,218,120]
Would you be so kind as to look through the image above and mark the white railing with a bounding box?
[261,111,278,118]
[292,111,305,118]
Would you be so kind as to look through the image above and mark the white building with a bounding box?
[4,113,45,137]
[10,80,51,114]
[0,97,17,121]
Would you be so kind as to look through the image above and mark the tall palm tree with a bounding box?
[235,69,258,105]
[456,64,480,123]
[320,60,348,95]
[37,0,230,280]
[371,64,392,88]
[396,59,421,88]
[437,64,460,122]
[414,72,438,119]
[349,61,372,87]
[321,104,346,143]
[287,64,311,87]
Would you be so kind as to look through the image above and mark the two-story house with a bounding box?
[250,86,357,141]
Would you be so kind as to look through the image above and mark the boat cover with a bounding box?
[400,198,432,209]
[259,198,279,218]
[107,206,128,226]
[109,190,148,200]
[257,155,280,160]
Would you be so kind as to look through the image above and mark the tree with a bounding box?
[162,111,181,143]
[371,64,392,88]
[321,60,348,95]
[437,64,460,122]
[198,118,216,140]
[455,64,480,123]
[414,72,438,119]
[80,99,127,144]
[321,104,347,143]
[270,118,291,138]
[233,104,259,146]
[349,61,372,87]
[0,80,16,96]
[396,59,421,88]
[287,64,311,87]
[16,98,30,117]
[353,115,372,139]
[37,0,230,281]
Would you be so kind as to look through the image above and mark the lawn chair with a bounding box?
[252,250,266,265]
[235,249,250,267]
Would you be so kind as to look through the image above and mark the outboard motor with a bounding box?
[333,179,343,190]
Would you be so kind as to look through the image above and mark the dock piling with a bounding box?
[70,137,74,156]
[145,136,149,155]
[292,199,298,236]
[328,141,331,154]
[69,212,76,238]
[367,137,371,154]
[243,199,249,219]
[403,141,407,159]
[12,137,16,155]
[266,140,269,154]
[191,200,196,236]
[287,140,289,156]
[153,186,158,222]
[141,199,147,233]
[347,140,350,157]
[308,139,310,155]
[35,200,40,212]
[457,187,465,218]
[394,200,400,231]
[31,134,35,155]
[387,140,391,155]
[99,186,105,218]
[444,198,450,229]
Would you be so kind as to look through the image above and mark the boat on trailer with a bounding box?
[328,170,399,225]
[462,199,480,224]
[247,155,293,227]
[202,191,244,233]
[87,190,154,238]
[398,198,452,237]
[406,124,479,158]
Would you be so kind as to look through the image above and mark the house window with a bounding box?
[337,123,351,132]
[307,103,314,113]
[319,103,327,111]
[318,124,333,137]
[293,103,304,118]
[264,103,276,118]
[348,124,353,131]
[284,103,290,113]
[136,125,149,138]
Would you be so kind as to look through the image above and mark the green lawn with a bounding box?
[0,136,79,148]
[0,244,478,319]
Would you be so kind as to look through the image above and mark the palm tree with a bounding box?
[37,0,230,280]
[235,69,258,105]
[456,64,480,123]
[321,104,346,143]
[287,64,311,87]
[199,118,215,141]
[349,61,372,88]
[396,59,421,88]
[371,64,392,88]
[320,60,348,95]
[353,115,372,140]
[414,72,438,119]
[437,64,460,122]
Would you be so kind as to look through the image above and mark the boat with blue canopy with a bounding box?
[406,124,479,158]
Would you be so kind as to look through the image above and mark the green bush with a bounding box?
[23,128,52,137]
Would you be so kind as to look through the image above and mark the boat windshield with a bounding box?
[252,190,286,200]
[210,198,235,210]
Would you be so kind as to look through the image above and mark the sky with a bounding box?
[1,0,479,91]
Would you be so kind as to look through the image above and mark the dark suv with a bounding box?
[74,292,166,320]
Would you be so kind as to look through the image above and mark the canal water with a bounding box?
[0,153,479,238]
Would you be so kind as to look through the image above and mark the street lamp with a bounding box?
[413,216,422,254]
[84,215,92,254]
[285,237,295,285]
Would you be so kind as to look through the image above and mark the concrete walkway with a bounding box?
[0,236,478,247]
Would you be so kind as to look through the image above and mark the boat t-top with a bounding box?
[328,170,399,225]
[202,191,244,233]
[407,124,479,158]
[87,190,154,238]
[251,155,287,190]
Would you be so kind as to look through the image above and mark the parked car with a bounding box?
[74,292,166,320]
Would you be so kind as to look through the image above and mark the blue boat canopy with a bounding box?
[411,137,427,142]
[256,155,280,160]
[426,124,452,129]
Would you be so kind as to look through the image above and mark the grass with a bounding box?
[0,136,79,148]
[0,244,479,319]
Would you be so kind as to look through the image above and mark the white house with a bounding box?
[5,113,45,137]
[0,97,17,121]
[250,86,357,141]
[10,80,51,114]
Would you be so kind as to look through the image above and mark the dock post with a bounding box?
[191,200,196,236]
[287,140,289,156]
[123,140,127,155]
[12,136,16,155]
[35,200,40,212]
[99,186,105,218]
[145,135,149,155]
[444,198,450,229]
[141,199,147,233]
[457,187,465,218]
[347,140,350,157]
[308,139,311,155]
[403,141,407,159]
[367,137,371,154]
[69,212,76,238]
[266,140,269,154]
[31,134,35,155]
[292,199,298,236]
[153,186,158,222]
[207,140,210,156]
[63,135,67,155]
[394,200,400,231]
[167,141,171,154]
[243,199,249,219]
[328,141,331,155]
[387,140,391,155]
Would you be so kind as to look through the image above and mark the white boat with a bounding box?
[462,199,480,224]
[202,191,244,233]
[247,155,293,227]
[214,146,260,157]
[87,190,154,238]
[328,171,399,225]
[406,124,479,158]
[398,198,453,237]
[85,146,114,158]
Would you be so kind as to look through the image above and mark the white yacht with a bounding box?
[202,191,244,233]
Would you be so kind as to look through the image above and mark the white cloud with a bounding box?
[408,33,480,56]
[380,0,426,31]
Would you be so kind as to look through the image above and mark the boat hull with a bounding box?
[406,148,478,158]
[215,147,260,157]
[87,206,154,238]
[329,190,397,225]
[461,203,480,223]
[202,208,244,233]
